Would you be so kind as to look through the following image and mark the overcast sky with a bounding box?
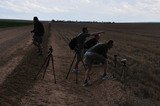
[0,0,160,22]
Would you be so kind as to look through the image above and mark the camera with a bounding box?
[114,55,117,61]
[114,55,117,58]
[121,59,127,65]
[48,46,53,54]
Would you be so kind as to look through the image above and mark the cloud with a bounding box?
[0,0,160,22]
[0,0,72,14]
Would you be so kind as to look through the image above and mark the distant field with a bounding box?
[0,19,32,28]
[50,22,160,104]
[0,22,160,105]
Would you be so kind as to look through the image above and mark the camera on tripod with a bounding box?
[121,59,127,66]
[34,46,56,84]
[48,46,53,54]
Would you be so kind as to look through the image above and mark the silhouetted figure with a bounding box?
[84,34,100,50]
[84,34,100,65]
[31,16,45,55]
[83,40,114,86]
[73,27,104,73]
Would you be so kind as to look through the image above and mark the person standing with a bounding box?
[73,27,104,73]
[31,16,45,55]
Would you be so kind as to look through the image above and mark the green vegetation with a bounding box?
[0,19,32,28]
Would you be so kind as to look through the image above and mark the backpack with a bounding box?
[69,37,78,50]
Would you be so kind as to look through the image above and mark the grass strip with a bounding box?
[0,20,32,28]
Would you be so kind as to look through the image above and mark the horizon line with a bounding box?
[0,18,160,23]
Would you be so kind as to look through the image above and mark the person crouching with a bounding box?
[83,40,114,86]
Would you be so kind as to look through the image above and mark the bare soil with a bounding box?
[20,23,160,106]
[0,26,33,84]
[0,22,160,106]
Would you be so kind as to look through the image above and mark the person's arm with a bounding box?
[90,31,105,36]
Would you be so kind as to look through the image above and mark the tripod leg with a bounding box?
[114,60,117,68]
[75,69,78,84]
[121,66,125,83]
[75,52,86,84]
[81,60,87,70]
[51,54,56,84]
[43,55,50,79]
[34,55,50,80]
[66,53,76,79]
[78,52,86,71]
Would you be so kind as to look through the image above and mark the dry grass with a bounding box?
[51,22,160,105]
[1,22,159,105]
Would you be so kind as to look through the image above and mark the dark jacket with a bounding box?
[32,22,45,36]
[87,43,108,58]
[84,38,98,49]
[76,32,90,49]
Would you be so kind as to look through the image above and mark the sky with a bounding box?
[0,0,160,22]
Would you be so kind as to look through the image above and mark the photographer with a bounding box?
[84,34,100,51]
[83,40,114,86]
[73,27,104,73]
[31,16,45,55]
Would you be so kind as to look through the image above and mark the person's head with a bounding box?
[94,34,100,40]
[106,40,113,49]
[82,27,88,33]
[33,16,39,22]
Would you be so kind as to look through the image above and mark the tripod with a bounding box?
[34,46,56,84]
[66,50,87,83]
[120,59,128,83]
[114,55,117,67]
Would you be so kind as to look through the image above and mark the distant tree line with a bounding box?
[51,19,115,24]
